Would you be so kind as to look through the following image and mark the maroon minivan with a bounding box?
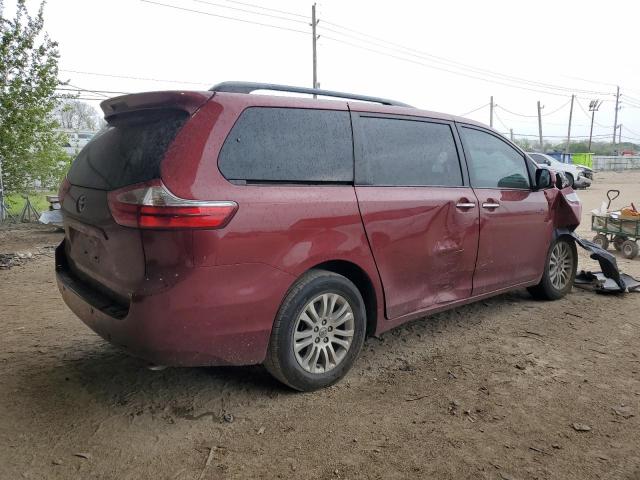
[56,82,581,391]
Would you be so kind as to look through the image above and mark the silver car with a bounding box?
[527,153,591,189]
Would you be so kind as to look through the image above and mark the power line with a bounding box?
[493,110,510,131]
[510,133,612,139]
[623,125,640,137]
[622,93,640,105]
[321,35,579,98]
[190,0,307,25]
[542,99,572,116]
[140,0,310,35]
[54,95,106,101]
[494,99,571,119]
[216,0,307,19]
[60,68,210,85]
[319,18,612,97]
[459,103,488,117]
[495,105,537,118]
[63,82,110,98]
[56,87,132,95]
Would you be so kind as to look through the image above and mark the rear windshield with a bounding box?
[67,109,189,190]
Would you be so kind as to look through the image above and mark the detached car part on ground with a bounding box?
[56,82,583,391]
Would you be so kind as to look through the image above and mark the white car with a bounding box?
[526,153,591,189]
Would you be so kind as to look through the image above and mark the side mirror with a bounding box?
[534,168,552,190]
[545,159,552,166]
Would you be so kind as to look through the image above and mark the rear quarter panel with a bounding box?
[160,93,386,333]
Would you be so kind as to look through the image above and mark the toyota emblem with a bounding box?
[76,195,87,213]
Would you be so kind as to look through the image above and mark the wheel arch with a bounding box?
[309,260,378,337]
[553,227,578,243]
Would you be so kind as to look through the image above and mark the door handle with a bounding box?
[455,202,476,210]
[482,202,500,209]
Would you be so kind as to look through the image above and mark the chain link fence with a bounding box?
[593,156,640,171]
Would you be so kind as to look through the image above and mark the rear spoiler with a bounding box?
[100,91,214,121]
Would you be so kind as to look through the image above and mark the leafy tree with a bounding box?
[0,0,69,194]
[54,99,101,131]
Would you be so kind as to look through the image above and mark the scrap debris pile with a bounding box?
[0,247,55,270]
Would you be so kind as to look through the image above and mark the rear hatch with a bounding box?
[61,91,211,304]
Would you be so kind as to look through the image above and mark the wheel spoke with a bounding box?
[294,329,313,341]
[309,345,321,373]
[299,311,315,328]
[320,294,329,318]
[326,343,338,366]
[306,302,320,323]
[332,311,353,328]
[294,337,314,353]
[334,328,354,338]
[332,337,350,350]
[300,345,316,370]
[328,294,338,318]
[330,302,349,321]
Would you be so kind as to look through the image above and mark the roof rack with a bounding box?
[210,81,412,107]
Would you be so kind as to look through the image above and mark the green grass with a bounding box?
[5,192,56,216]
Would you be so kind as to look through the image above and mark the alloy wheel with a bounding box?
[292,293,355,374]
[549,241,573,290]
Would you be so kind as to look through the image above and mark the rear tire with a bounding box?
[528,237,577,300]
[621,240,639,259]
[264,269,366,391]
[613,235,627,251]
[592,234,609,250]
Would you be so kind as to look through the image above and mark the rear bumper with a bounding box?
[56,241,295,366]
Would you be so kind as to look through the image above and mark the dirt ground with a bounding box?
[1,172,640,480]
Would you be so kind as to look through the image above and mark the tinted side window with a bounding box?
[357,117,462,186]
[218,107,353,183]
[460,127,530,189]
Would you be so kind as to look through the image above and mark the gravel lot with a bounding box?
[1,171,640,480]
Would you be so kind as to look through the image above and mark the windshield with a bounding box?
[528,153,549,165]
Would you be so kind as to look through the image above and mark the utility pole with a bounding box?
[618,124,622,144]
[311,3,318,96]
[588,99,602,152]
[489,96,494,128]
[537,101,544,151]
[510,128,514,142]
[612,85,620,144]
[564,94,574,156]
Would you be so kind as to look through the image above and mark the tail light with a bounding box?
[107,180,237,229]
[58,177,71,203]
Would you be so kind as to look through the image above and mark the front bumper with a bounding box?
[574,176,592,189]
[56,241,295,366]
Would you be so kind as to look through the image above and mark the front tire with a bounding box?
[264,269,366,391]
[566,173,575,188]
[528,237,577,300]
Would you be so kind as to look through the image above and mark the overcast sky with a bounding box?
[13,0,640,142]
